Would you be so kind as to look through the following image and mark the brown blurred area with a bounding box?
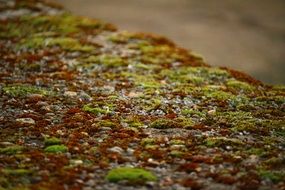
[57,0,285,85]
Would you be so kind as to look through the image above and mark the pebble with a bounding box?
[99,127,112,131]
[86,179,96,186]
[71,160,83,165]
[79,91,92,102]
[108,146,124,154]
[64,91,77,97]
[16,118,35,125]
[126,148,134,155]
[207,109,216,115]
[170,145,186,150]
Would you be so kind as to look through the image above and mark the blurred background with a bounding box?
[57,0,285,85]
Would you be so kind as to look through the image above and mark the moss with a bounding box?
[204,89,234,101]
[169,150,184,158]
[226,79,254,92]
[2,169,32,176]
[217,111,261,133]
[20,13,105,35]
[246,148,266,156]
[107,31,135,43]
[44,137,61,146]
[258,170,285,183]
[44,145,68,153]
[149,117,194,129]
[123,117,144,128]
[0,145,23,155]
[205,137,244,147]
[175,117,194,129]
[0,23,22,38]
[122,72,161,89]
[145,145,160,150]
[141,138,156,146]
[149,118,177,129]
[169,139,185,145]
[137,42,172,55]
[84,55,126,67]
[46,37,94,52]
[20,36,94,52]
[160,67,230,85]
[133,63,161,70]
[3,84,51,97]
[106,167,157,183]
[181,109,206,118]
[97,120,117,128]
[82,104,110,115]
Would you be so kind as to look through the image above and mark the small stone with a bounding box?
[127,148,134,155]
[99,127,112,131]
[170,144,186,150]
[79,91,92,102]
[86,179,96,186]
[16,118,35,125]
[108,146,124,154]
[207,109,216,115]
[71,160,83,165]
[128,91,143,98]
[56,130,64,136]
[147,158,160,165]
[64,91,77,97]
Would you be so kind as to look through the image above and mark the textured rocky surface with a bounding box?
[0,1,284,190]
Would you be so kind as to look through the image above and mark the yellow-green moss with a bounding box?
[106,167,157,183]
[258,170,285,183]
[2,169,32,176]
[149,118,177,129]
[205,137,244,147]
[97,120,117,128]
[19,36,94,52]
[226,79,254,92]
[141,138,156,146]
[169,150,184,158]
[83,55,126,67]
[44,145,68,153]
[82,104,110,115]
[0,145,23,155]
[44,137,61,146]
[3,84,50,97]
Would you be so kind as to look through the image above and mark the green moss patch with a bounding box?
[106,167,157,184]
[2,169,32,176]
[44,145,68,153]
[205,137,244,147]
[3,84,51,97]
[83,104,111,115]
[0,145,24,155]
[44,137,62,146]
[19,36,94,52]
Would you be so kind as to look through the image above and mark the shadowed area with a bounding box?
[57,0,285,84]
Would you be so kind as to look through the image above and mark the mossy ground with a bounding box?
[0,0,284,190]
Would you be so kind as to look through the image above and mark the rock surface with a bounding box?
[0,0,284,190]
